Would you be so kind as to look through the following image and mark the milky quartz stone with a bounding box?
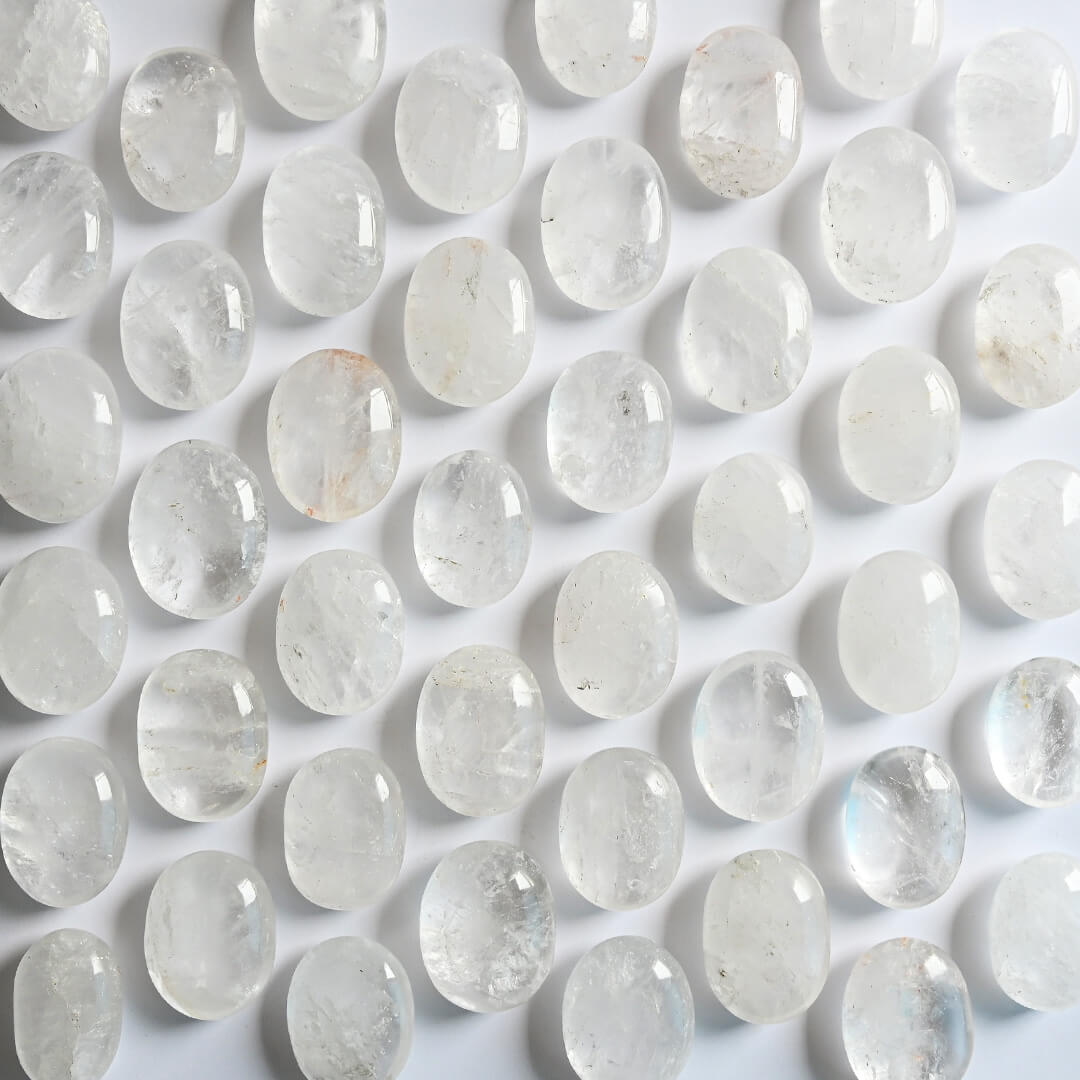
[680,27,803,199]
[420,840,555,1012]
[395,45,527,213]
[559,747,684,911]
[404,237,535,407]
[693,652,824,822]
[121,48,244,212]
[0,547,126,714]
[0,348,121,522]
[843,939,973,1080]
[542,137,670,310]
[276,550,404,714]
[703,850,830,1024]
[1,738,127,907]
[553,551,678,719]
[562,936,693,1080]
[288,937,413,1080]
[263,146,385,316]
[129,440,267,619]
[548,351,673,513]
[821,127,955,304]
[144,850,275,1020]
[268,349,400,520]
[0,151,112,319]
[138,650,268,822]
[956,30,1079,193]
[838,551,960,713]
[121,239,254,410]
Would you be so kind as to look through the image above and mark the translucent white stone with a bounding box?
[693,651,824,822]
[419,840,555,1012]
[254,0,385,121]
[680,27,803,199]
[0,151,113,319]
[838,346,960,505]
[838,550,960,713]
[276,550,404,715]
[562,936,693,1080]
[821,127,955,304]
[541,137,670,310]
[559,747,684,911]
[395,46,527,213]
[843,939,973,1080]
[0,348,121,523]
[288,937,413,1080]
[120,239,254,411]
[121,48,244,212]
[14,929,122,1080]
[1,738,127,907]
[267,349,400,520]
[553,551,678,719]
[263,146,385,316]
[692,453,813,605]
[0,547,126,714]
[703,850,830,1024]
[956,30,1078,193]
[404,237,534,407]
[138,649,268,822]
[129,440,267,620]
[144,850,275,1021]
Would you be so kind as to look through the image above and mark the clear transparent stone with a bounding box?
[560,747,683,911]
[129,440,267,620]
[144,850,275,1021]
[542,136,670,310]
[1,738,127,907]
[554,550,678,719]
[138,649,268,822]
[821,127,955,304]
[419,840,555,1012]
[703,850,829,1024]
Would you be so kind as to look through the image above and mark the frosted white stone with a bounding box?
[268,349,400,520]
[554,550,678,719]
[562,936,693,1080]
[560,747,683,911]
[129,440,267,620]
[420,840,555,1012]
[838,550,960,713]
[0,348,121,522]
[1,738,127,907]
[693,652,824,822]
[263,146,385,316]
[144,850,275,1021]
[0,547,126,714]
[138,649,268,822]
[276,550,404,715]
[395,46,526,213]
[703,850,830,1024]
[542,137,670,310]
[404,237,534,407]
[821,127,955,304]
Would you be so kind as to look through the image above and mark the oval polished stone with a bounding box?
[560,747,684,911]
[264,145,385,316]
[542,137,670,310]
[268,349,400,521]
[680,27,803,199]
[554,550,678,719]
[704,850,830,1024]
[821,127,955,304]
[838,550,960,713]
[1,738,127,907]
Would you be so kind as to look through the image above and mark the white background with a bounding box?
[1,1,1079,1077]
